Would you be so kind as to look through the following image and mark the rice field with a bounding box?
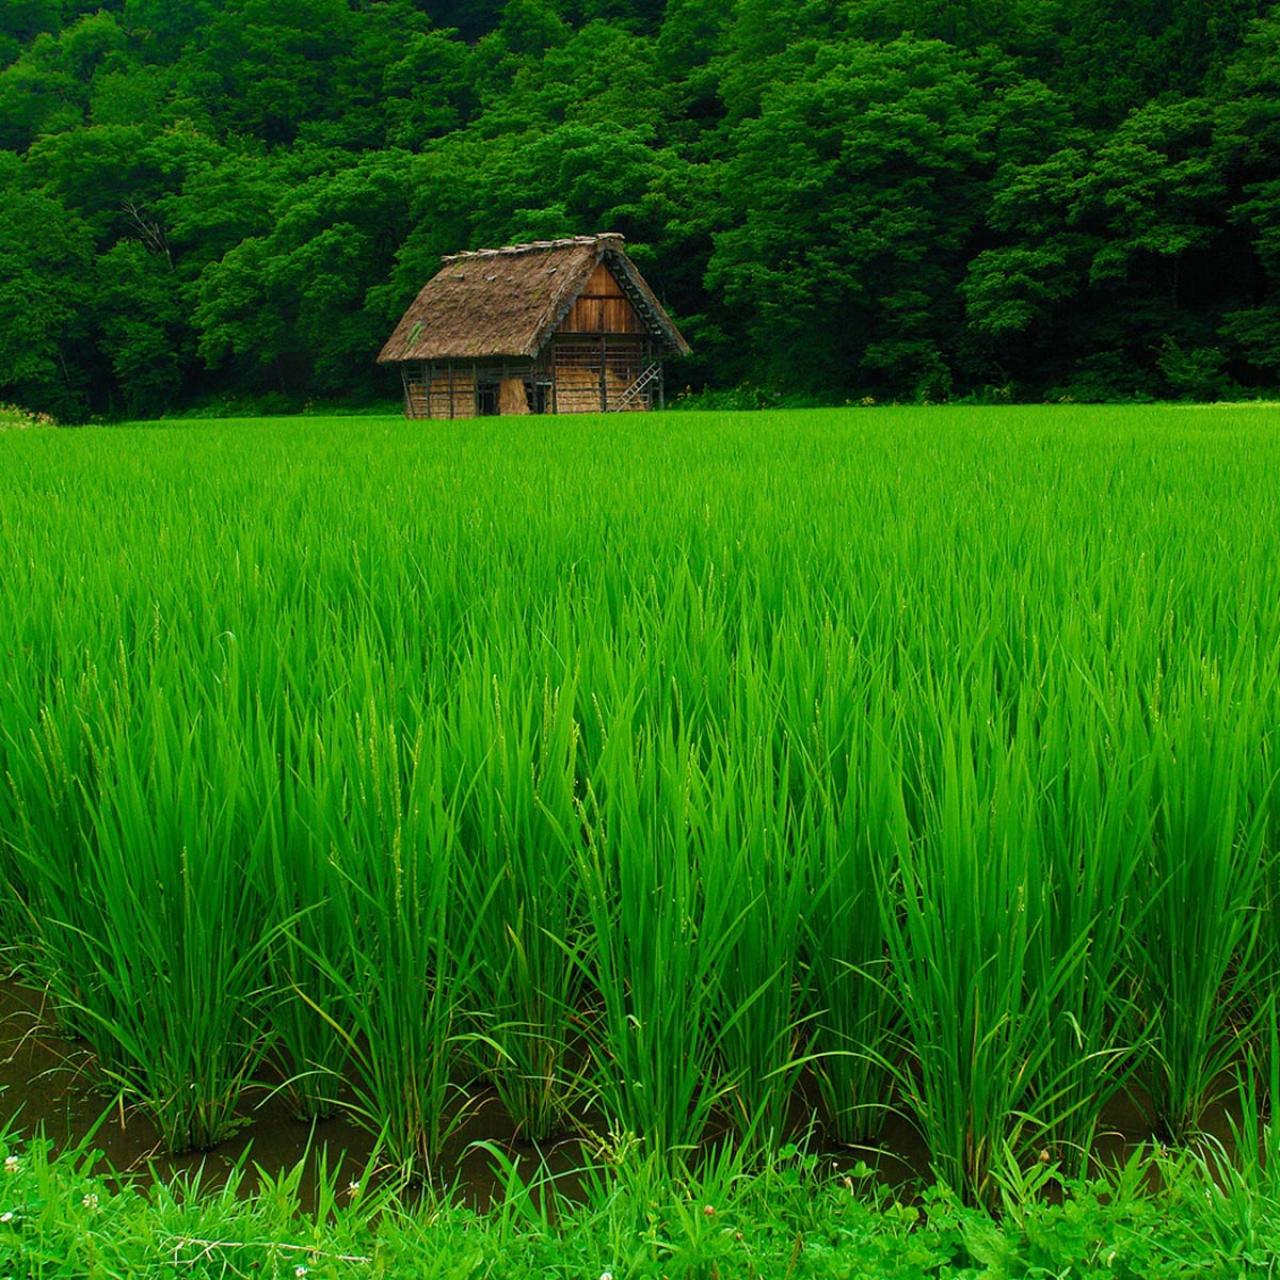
[1,405,1278,1208]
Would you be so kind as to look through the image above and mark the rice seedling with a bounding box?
[1023,678,1156,1170]
[250,700,353,1120]
[1132,686,1275,1140]
[0,696,103,1035]
[799,672,904,1147]
[699,729,812,1149]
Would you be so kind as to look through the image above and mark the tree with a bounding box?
[174,0,357,144]
[0,156,96,417]
[95,239,187,417]
[2,0,1279,412]
[709,36,996,395]
[0,0,60,67]
[965,96,1232,396]
[1216,11,1280,379]
[194,154,414,396]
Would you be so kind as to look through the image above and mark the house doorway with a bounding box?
[476,383,499,416]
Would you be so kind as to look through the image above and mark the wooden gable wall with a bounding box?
[557,262,645,334]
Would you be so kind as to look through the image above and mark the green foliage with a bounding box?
[4,1114,1280,1277]
[0,156,95,419]
[194,153,414,396]
[708,36,993,395]
[2,1,1280,415]
[95,239,187,417]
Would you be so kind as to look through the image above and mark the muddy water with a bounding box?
[0,977,1221,1209]
[0,979,597,1207]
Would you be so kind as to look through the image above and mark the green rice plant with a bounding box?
[250,699,352,1121]
[881,708,1092,1207]
[700,730,812,1149]
[799,682,904,1147]
[43,692,272,1151]
[451,667,587,1141]
[308,711,483,1179]
[1245,701,1280,1060]
[1131,686,1274,1140]
[1021,672,1157,1169]
[1172,1015,1280,1267]
[0,693,103,1035]
[4,405,1280,1186]
[574,704,757,1161]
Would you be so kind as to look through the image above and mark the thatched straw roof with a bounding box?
[377,233,690,363]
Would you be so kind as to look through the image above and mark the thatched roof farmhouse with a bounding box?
[378,233,689,417]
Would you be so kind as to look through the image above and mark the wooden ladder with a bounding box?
[611,363,661,411]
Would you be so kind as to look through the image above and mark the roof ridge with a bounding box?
[441,233,624,263]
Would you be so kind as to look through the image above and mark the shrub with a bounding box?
[0,403,56,428]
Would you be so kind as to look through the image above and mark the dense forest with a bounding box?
[4,0,1280,419]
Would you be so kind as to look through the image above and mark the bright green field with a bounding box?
[2,406,1280,1208]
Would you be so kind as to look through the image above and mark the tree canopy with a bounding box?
[3,0,1279,418]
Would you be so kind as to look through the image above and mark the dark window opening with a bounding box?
[526,381,551,414]
[476,383,499,416]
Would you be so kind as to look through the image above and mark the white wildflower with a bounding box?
[3,1158,16,1174]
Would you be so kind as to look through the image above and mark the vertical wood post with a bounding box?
[599,334,607,412]
[448,362,455,419]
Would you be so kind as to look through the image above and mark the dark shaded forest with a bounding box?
[4,0,1280,419]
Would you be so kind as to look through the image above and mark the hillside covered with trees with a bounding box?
[4,0,1280,419]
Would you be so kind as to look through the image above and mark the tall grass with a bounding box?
[880,706,1092,1205]
[1027,674,1154,1169]
[252,699,352,1120]
[1135,690,1274,1139]
[0,406,1278,1188]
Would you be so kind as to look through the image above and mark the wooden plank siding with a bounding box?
[554,264,652,409]
[558,263,645,335]
[403,358,552,419]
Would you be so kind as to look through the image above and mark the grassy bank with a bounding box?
[3,1125,1280,1278]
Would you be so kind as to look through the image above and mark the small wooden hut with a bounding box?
[377,233,690,418]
